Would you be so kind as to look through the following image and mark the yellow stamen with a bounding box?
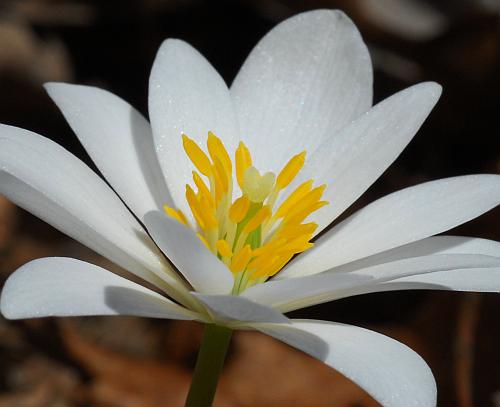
[251,238,286,257]
[283,185,326,221]
[229,196,250,223]
[253,254,294,279]
[182,134,212,176]
[171,134,328,293]
[216,239,233,258]
[285,200,329,226]
[277,222,318,240]
[235,141,252,189]
[276,151,306,190]
[208,132,232,175]
[186,185,206,229]
[247,253,274,271]
[277,235,314,254]
[211,166,223,203]
[163,205,188,225]
[199,195,218,230]
[213,156,229,194]
[243,205,271,234]
[275,180,314,218]
[192,171,214,209]
[230,245,252,273]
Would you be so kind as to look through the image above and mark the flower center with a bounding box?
[164,132,328,294]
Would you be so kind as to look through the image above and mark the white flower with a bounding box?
[1,9,499,407]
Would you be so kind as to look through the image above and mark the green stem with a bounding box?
[185,324,233,407]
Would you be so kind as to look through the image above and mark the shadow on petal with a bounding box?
[104,286,192,319]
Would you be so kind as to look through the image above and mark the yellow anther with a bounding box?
[247,253,274,272]
[182,134,212,176]
[276,151,306,190]
[277,222,318,239]
[212,168,223,202]
[163,205,188,225]
[285,200,328,226]
[230,245,252,273]
[229,196,250,223]
[216,239,233,258]
[243,205,271,234]
[242,167,276,203]
[284,185,326,221]
[177,210,189,225]
[174,133,327,289]
[253,254,294,279]
[213,156,229,193]
[199,195,218,229]
[278,235,314,254]
[192,171,214,208]
[186,185,206,229]
[208,132,232,175]
[275,180,314,218]
[186,185,218,231]
[235,141,252,189]
[251,238,286,257]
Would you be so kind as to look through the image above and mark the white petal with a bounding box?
[149,39,239,216]
[45,83,172,220]
[143,211,234,295]
[282,174,500,278]
[0,125,187,297]
[390,267,500,291]
[0,258,199,320]
[245,254,500,312]
[250,320,436,407]
[300,82,442,232]
[308,268,500,304]
[329,235,500,273]
[193,293,289,325]
[231,10,373,172]
[372,236,500,291]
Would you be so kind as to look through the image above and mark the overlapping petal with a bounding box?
[329,236,500,297]
[282,174,500,278]
[231,9,373,172]
[45,83,172,220]
[0,125,188,297]
[1,258,199,320]
[245,253,500,312]
[144,211,234,295]
[308,268,500,306]
[193,293,289,325]
[296,82,442,232]
[250,320,436,407]
[149,39,240,216]
[328,235,500,273]
[387,267,500,291]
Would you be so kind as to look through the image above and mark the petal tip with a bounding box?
[287,9,361,39]
[297,8,349,22]
[43,81,71,94]
[156,38,193,56]
[0,275,18,320]
[399,81,443,112]
[423,81,443,99]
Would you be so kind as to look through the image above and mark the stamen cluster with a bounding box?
[165,132,328,293]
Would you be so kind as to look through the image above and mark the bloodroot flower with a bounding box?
[1,9,499,407]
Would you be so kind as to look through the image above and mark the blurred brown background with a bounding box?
[0,0,500,406]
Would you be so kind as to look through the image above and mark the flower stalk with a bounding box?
[185,324,233,407]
